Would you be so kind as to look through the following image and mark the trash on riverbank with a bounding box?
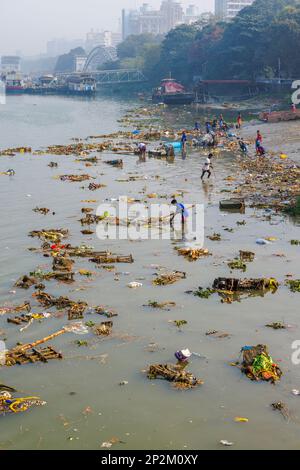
[193,287,215,299]
[147,363,204,389]
[240,344,282,383]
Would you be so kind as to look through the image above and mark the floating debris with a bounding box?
[0,391,46,414]
[265,321,287,330]
[240,344,282,383]
[147,363,203,389]
[271,402,290,420]
[153,271,186,286]
[104,159,123,168]
[59,174,92,182]
[286,280,300,292]
[29,229,69,242]
[213,277,278,292]
[175,247,211,261]
[208,233,221,241]
[90,254,133,264]
[193,287,215,299]
[227,259,247,272]
[239,251,255,262]
[144,300,176,310]
[94,321,113,336]
[33,207,50,215]
[5,346,63,366]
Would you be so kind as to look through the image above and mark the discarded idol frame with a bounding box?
[0,391,46,415]
[147,363,203,389]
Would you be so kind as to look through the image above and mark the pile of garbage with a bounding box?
[235,155,300,211]
[240,344,282,383]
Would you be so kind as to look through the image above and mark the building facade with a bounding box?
[122,1,200,40]
[86,30,122,52]
[215,0,254,20]
[1,56,21,74]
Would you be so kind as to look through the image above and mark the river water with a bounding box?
[0,94,299,450]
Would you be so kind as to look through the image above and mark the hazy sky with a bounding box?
[0,0,213,56]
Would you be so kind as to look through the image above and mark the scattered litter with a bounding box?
[220,440,234,447]
[234,416,248,423]
[128,282,143,288]
[271,402,290,420]
[175,349,192,362]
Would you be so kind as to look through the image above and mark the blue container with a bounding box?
[168,141,182,149]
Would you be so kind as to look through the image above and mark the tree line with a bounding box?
[104,0,300,85]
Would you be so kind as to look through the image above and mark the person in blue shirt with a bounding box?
[194,122,200,131]
[170,199,189,226]
[181,131,187,150]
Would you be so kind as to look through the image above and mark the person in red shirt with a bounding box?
[257,130,262,143]
[237,113,242,129]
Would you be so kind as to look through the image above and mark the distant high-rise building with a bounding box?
[159,0,183,33]
[121,0,199,40]
[85,30,122,52]
[215,0,254,20]
[1,56,21,74]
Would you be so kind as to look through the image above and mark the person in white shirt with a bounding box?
[201,153,213,180]
[137,142,147,159]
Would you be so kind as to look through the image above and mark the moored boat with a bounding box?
[152,78,194,105]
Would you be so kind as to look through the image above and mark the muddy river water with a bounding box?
[0,94,299,450]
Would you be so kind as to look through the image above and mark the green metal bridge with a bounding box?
[56,69,147,86]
